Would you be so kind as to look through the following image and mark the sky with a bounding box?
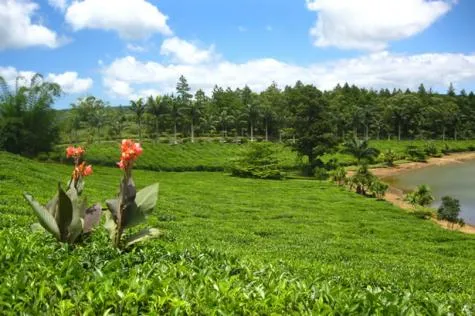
[1,0,475,109]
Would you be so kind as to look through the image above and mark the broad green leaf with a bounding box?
[68,218,83,243]
[104,213,117,241]
[23,192,60,240]
[123,202,144,228]
[106,199,119,219]
[136,183,159,214]
[83,203,102,233]
[45,194,58,214]
[76,177,85,195]
[57,185,73,240]
[124,228,161,248]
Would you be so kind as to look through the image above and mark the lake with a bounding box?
[384,160,475,225]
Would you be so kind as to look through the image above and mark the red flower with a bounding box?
[117,139,142,170]
[66,146,75,158]
[66,146,85,159]
[83,164,93,176]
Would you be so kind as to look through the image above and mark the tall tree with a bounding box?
[146,95,168,142]
[130,98,146,141]
[243,103,260,141]
[288,83,339,173]
[0,74,61,155]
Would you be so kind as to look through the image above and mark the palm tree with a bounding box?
[200,112,216,136]
[343,138,379,165]
[130,98,146,141]
[243,103,260,141]
[146,95,168,142]
[168,95,181,144]
[261,105,275,142]
[180,100,203,143]
[215,109,234,139]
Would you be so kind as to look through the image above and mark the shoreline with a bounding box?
[370,152,475,234]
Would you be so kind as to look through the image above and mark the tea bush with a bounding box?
[1,151,474,314]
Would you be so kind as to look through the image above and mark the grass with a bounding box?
[1,151,475,314]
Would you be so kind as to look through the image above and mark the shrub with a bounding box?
[329,167,347,186]
[230,143,284,180]
[405,145,427,162]
[313,167,329,180]
[370,181,389,200]
[379,149,398,167]
[437,196,465,226]
[349,164,376,196]
[405,184,434,207]
[424,142,440,157]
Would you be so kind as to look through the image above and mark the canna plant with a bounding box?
[23,146,102,244]
[105,140,160,249]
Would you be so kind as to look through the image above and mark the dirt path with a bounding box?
[369,152,475,234]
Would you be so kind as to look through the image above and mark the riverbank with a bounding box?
[371,152,475,234]
[371,152,475,178]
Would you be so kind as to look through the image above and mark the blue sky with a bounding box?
[1,0,475,109]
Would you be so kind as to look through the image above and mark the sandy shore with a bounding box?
[371,152,475,234]
[371,152,475,178]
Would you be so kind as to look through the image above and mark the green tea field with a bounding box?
[1,151,474,314]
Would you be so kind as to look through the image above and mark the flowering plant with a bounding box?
[23,146,101,243]
[105,140,160,248]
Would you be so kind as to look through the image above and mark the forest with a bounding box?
[1,74,474,159]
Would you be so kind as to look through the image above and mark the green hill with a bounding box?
[1,151,474,314]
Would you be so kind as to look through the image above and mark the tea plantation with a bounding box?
[43,139,475,172]
[1,151,474,314]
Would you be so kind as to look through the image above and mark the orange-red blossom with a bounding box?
[73,162,93,180]
[66,146,92,180]
[117,139,143,170]
[66,146,85,159]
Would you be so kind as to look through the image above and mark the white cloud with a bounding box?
[47,72,93,93]
[0,67,93,94]
[306,0,454,51]
[65,0,172,40]
[101,51,475,99]
[160,37,216,65]
[48,0,68,11]
[127,43,147,53]
[0,0,60,50]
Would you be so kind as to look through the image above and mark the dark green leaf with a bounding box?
[57,185,73,240]
[23,192,60,240]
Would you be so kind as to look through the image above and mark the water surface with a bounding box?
[385,160,475,225]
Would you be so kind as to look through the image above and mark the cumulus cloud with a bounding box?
[160,37,216,65]
[0,0,60,50]
[65,0,172,40]
[0,67,93,94]
[306,0,454,51]
[47,72,93,93]
[101,51,475,99]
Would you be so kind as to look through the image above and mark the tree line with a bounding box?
[67,75,475,144]
[2,73,475,157]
